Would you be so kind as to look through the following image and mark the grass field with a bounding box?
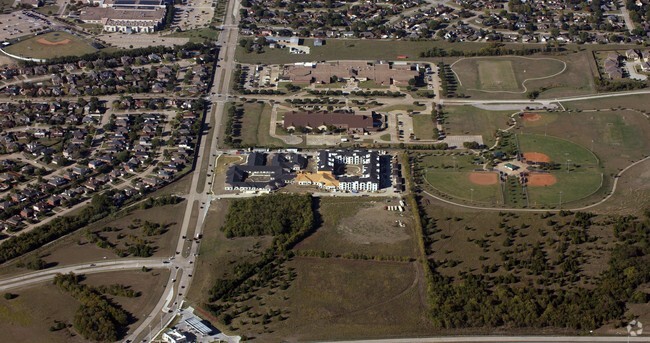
[188,197,433,341]
[239,102,286,147]
[412,114,436,140]
[443,105,514,147]
[477,60,519,91]
[563,94,650,112]
[450,53,595,99]
[295,197,417,258]
[517,134,598,167]
[5,31,97,60]
[235,38,640,65]
[519,111,650,175]
[380,103,426,113]
[453,56,566,93]
[417,154,502,204]
[0,269,169,342]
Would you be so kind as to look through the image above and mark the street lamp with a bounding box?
[566,159,571,173]
[559,191,563,208]
[470,188,474,202]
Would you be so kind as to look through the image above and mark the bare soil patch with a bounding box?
[468,172,498,186]
[337,205,409,244]
[36,38,71,46]
[522,112,541,121]
[523,152,551,163]
[528,173,557,186]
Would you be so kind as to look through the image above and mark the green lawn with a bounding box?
[166,27,220,43]
[239,102,286,147]
[517,134,598,167]
[425,171,501,204]
[564,94,650,112]
[235,38,641,65]
[380,104,426,112]
[477,60,519,92]
[5,32,97,60]
[444,105,514,147]
[412,114,436,140]
[527,172,603,207]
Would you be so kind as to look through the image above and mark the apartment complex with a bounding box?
[317,149,381,192]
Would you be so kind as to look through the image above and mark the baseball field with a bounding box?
[4,31,97,60]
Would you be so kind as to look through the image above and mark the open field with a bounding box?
[0,269,169,342]
[0,200,187,278]
[5,31,97,59]
[450,54,595,99]
[295,197,417,258]
[186,200,273,305]
[251,258,430,342]
[443,105,514,147]
[519,111,650,175]
[188,197,436,341]
[412,114,436,140]
[239,101,286,147]
[235,38,640,65]
[563,94,650,112]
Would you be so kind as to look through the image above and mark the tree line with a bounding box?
[53,273,131,342]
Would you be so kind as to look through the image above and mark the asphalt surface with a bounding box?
[0,259,168,291]
[124,0,242,341]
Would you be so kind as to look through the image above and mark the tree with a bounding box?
[3,293,17,300]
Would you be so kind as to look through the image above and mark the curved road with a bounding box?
[0,258,169,291]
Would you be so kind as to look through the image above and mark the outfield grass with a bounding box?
[5,31,97,60]
[527,171,602,207]
[425,171,501,204]
[517,133,598,167]
[444,105,514,147]
[418,153,502,204]
[412,114,436,140]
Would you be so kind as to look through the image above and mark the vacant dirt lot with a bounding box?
[296,197,417,258]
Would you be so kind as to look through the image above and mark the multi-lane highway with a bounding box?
[124,0,242,341]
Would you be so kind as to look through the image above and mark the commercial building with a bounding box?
[283,110,380,134]
[316,149,382,192]
[80,0,167,33]
[162,329,187,343]
[283,61,421,85]
[224,152,307,192]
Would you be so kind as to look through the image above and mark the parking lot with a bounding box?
[173,0,215,30]
[0,11,53,42]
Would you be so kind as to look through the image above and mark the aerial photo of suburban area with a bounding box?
[1,0,650,342]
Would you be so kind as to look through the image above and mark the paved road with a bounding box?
[619,0,636,33]
[124,0,243,341]
[0,258,168,291]
[316,336,647,343]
